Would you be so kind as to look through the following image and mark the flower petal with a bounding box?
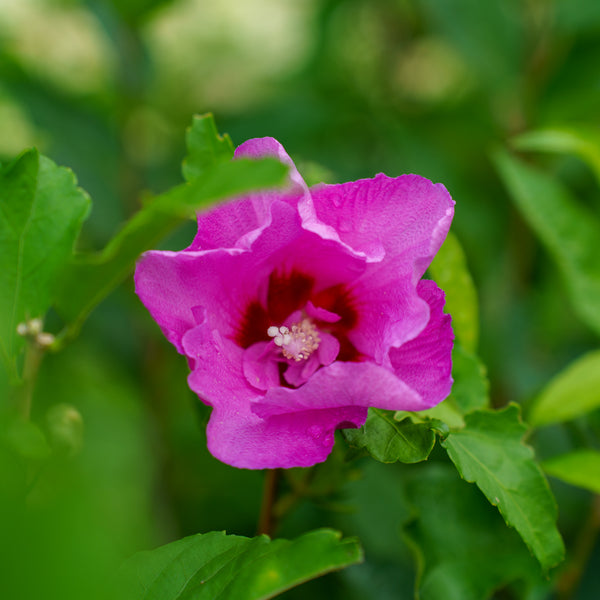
[389,279,454,408]
[135,247,255,352]
[311,174,454,275]
[243,342,280,391]
[348,262,431,364]
[188,137,310,251]
[182,323,366,469]
[206,404,367,469]
[254,361,429,419]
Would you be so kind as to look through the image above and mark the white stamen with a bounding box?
[267,319,320,362]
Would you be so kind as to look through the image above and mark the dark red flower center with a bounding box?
[235,270,361,362]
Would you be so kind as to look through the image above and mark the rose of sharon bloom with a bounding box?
[135,138,455,469]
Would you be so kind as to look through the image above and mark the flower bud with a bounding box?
[36,332,55,348]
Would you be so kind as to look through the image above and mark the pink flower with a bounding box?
[135,138,454,469]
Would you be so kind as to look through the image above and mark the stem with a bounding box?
[557,495,600,600]
[16,342,44,420]
[257,469,280,537]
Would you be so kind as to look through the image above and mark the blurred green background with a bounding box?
[1,0,599,598]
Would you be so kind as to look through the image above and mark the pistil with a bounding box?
[267,319,320,362]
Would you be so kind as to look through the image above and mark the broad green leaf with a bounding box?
[442,405,564,571]
[0,149,90,375]
[411,344,489,429]
[55,157,288,334]
[343,408,435,464]
[182,114,234,182]
[493,149,600,336]
[527,350,600,427]
[428,231,479,353]
[120,529,362,600]
[513,127,600,184]
[542,450,600,494]
[403,464,543,600]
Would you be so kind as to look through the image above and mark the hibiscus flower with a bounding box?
[135,138,454,469]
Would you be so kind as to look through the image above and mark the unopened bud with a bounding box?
[16,322,29,336]
[36,332,55,348]
[28,318,43,335]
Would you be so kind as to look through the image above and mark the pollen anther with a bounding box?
[267,319,320,362]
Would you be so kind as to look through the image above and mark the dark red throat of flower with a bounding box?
[235,270,361,362]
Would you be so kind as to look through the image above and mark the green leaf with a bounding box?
[513,126,600,185]
[0,149,90,375]
[55,157,288,334]
[448,344,489,413]
[343,408,436,464]
[412,343,489,430]
[182,114,234,182]
[493,149,600,336]
[527,350,600,427]
[428,231,479,353]
[120,529,363,600]
[403,464,543,600]
[542,450,600,494]
[441,405,564,571]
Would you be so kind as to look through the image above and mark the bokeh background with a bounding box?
[1,0,599,598]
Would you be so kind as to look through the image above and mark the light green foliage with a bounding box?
[542,450,600,494]
[527,350,600,427]
[493,149,600,336]
[428,231,479,353]
[403,464,542,600]
[0,150,90,376]
[120,529,362,600]
[183,114,235,181]
[442,405,565,571]
[448,344,489,413]
[513,127,600,185]
[343,409,436,464]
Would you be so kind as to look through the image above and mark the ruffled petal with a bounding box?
[182,323,366,469]
[316,332,340,365]
[243,342,280,391]
[135,247,244,353]
[188,137,310,251]
[306,301,341,323]
[347,259,431,364]
[311,174,454,276]
[389,280,454,408]
[206,404,367,469]
[182,325,251,407]
[254,361,429,419]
